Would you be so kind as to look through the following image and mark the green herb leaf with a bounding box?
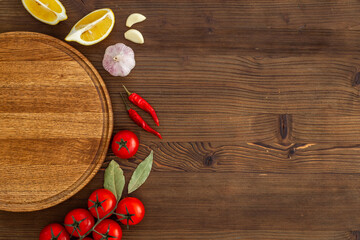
[128,150,153,194]
[104,160,125,201]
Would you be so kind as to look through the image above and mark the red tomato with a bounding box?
[39,223,70,240]
[83,238,93,240]
[64,208,94,237]
[92,219,122,240]
[116,197,145,227]
[111,130,139,159]
[88,189,116,219]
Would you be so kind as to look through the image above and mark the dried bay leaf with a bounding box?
[128,150,153,194]
[104,160,125,201]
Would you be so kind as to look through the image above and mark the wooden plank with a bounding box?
[115,172,360,231]
[112,112,278,142]
[3,0,360,31]
[2,172,360,236]
[108,55,360,115]
[103,142,360,174]
[292,114,360,143]
[120,230,356,240]
[1,1,360,56]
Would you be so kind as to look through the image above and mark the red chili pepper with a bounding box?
[123,85,160,126]
[120,92,162,139]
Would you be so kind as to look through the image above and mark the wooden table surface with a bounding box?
[1,0,360,239]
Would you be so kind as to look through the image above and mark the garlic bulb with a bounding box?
[102,43,136,77]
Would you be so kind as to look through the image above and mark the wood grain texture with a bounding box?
[0,32,113,212]
[101,142,360,174]
[1,172,360,239]
[2,0,360,239]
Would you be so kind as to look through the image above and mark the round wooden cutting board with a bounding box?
[0,32,113,212]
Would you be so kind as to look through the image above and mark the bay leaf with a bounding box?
[104,160,125,201]
[128,150,153,194]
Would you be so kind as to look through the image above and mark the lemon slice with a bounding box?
[65,8,115,46]
[22,0,67,25]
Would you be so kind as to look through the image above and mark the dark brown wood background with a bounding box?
[2,0,360,239]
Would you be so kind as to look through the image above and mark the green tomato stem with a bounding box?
[78,200,120,240]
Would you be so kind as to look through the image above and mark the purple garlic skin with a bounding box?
[102,43,136,77]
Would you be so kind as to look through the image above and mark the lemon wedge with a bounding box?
[65,8,115,46]
[22,0,67,25]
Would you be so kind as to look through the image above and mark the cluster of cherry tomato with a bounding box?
[40,130,145,240]
[39,189,145,240]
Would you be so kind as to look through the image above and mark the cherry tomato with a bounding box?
[93,219,122,240]
[39,223,70,240]
[116,197,145,227]
[111,130,139,159]
[83,238,93,240]
[64,208,94,237]
[88,189,116,219]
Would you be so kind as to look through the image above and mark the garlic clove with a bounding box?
[126,13,146,27]
[102,43,136,77]
[124,29,144,44]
